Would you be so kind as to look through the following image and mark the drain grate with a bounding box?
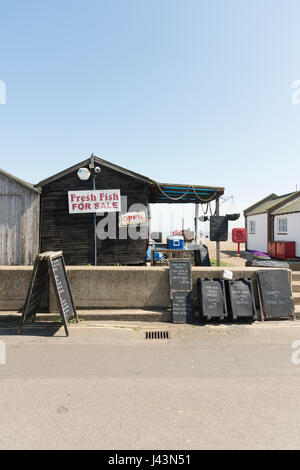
[145,330,169,340]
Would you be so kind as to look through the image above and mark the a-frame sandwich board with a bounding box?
[18,251,78,337]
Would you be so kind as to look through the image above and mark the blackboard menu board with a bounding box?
[21,257,49,322]
[18,251,78,336]
[257,270,294,320]
[198,278,228,320]
[172,291,193,324]
[210,216,228,242]
[49,256,75,322]
[169,259,192,293]
[226,278,257,320]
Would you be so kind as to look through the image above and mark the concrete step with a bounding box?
[76,309,172,322]
[293,293,300,305]
[294,305,300,319]
[288,262,300,271]
[292,281,300,293]
[293,273,300,281]
[0,309,172,323]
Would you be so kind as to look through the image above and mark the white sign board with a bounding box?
[68,190,121,214]
[77,168,91,181]
[119,211,146,226]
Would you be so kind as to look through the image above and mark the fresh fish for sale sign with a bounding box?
[68,189,121,213]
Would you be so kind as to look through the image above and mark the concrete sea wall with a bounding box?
[0,266,291,312]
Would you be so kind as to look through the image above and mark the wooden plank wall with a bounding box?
[40,165,148,265]
[0,174,40,265]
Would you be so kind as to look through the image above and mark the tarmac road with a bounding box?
[1,320,300,450]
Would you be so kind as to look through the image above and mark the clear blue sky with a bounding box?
[1,0,300,229]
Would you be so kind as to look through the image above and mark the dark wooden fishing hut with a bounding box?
[36,156,152,265]
[36,155,224,266]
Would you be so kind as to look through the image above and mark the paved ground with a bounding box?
[203,240,246,267]
[1,320,300,450]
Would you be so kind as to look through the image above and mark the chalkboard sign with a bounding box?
[49,256,75,322]
[169,259,192,294]
[18,251,78,336]
[251,260,289,268]
[226,278,257,320]
[210,216,228,242]
[21,257,49,322]
[257,270,295,320]
[172,291,193,324]
[198,278,228,321]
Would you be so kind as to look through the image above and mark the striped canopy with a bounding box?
[149,182,224,204]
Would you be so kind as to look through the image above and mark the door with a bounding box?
[0,195,22,265]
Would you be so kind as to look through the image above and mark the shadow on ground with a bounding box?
[0,321,65,337]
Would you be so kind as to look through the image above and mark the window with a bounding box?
[249,220,256,234]
[278,218,288,234]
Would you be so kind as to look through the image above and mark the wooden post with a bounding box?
[194,203,199,243]
[151,247,154,266]
[216,196,220,267]
[93,173,97,266]
[90,153,97,267]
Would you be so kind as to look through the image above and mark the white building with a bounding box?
[244,192,300,254]
[272,198,300,257]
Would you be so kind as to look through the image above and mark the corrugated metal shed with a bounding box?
[0,169,40,265]
[272,197,300,215]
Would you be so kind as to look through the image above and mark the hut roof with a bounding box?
[0,168,41,194]
[244,192,300,216]
[272,197,300,215]
[35,155,153,188]
[35,155,224,204]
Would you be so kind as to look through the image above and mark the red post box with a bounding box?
[232,228,247,255]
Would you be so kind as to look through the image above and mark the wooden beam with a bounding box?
[194,204,199,243]
[216,197,220,267]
